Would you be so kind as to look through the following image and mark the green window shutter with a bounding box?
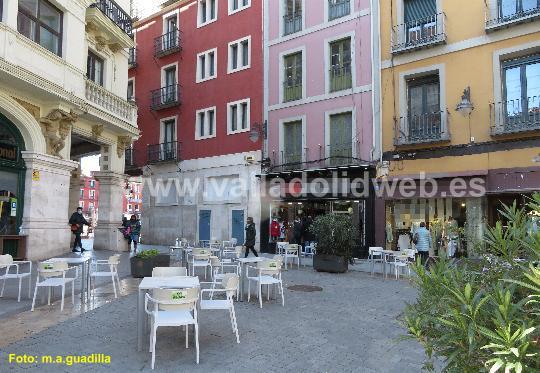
[329,113,352,164]
[404,0,437,23]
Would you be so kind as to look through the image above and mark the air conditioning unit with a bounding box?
[245,155,256,163]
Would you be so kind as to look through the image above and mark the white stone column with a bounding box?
[68,161,83,214]
[19,152,78,261]
[93,171,129,252]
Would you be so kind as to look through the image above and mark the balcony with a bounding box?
[151,84,180,110]
[85,79,137,123]
[283,13,302,36]
[128,48,137,68]
[490,97,540,135]
[329,64,352,92]
[391,13,446,54]
[283,80,302,102]
[327,143,354,166]
[394,111,450,146]
[329,0,351,21]
[154,30,181,58]
[269,145,361,172]
[147,141,180,164]
[86,0,134,50]
[485,0,540,31]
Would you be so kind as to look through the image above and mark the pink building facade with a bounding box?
[261,0,381,256]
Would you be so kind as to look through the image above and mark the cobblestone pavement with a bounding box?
[0,267,426,372]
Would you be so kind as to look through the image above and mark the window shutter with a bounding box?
[404,0,436,23]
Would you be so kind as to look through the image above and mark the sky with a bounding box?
[81,155,100,176]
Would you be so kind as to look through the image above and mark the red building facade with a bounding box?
[128,0,263,245]
[79,176,99,220]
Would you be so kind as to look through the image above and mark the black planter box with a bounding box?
[313,254,348,273]
[130,254,171,278]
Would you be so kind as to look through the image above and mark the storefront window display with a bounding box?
[385,197,487,258]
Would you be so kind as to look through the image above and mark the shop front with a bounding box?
[260,167,376,258]
[0,113,26,258]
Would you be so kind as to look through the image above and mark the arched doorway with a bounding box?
[0,113,26,243]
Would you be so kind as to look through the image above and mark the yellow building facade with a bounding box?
[377,0,540,256]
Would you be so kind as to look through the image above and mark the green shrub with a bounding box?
[309,214,358,262]
[136,249,160,259]
[404,194,540,372]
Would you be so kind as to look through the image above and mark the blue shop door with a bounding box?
[198,210,211,242]
[231,210,245,244]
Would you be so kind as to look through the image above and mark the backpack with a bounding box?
[413,233,419,245]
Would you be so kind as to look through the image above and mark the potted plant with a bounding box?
[130,249,171,278]
[309,214,358,273]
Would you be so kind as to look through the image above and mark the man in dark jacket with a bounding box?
[69,207,89,253]
[293,217,303,245]
[244,216,258,258]
[127,215,141,253]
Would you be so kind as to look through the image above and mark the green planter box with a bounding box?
[313,254,348,273]
[130,254,171,278]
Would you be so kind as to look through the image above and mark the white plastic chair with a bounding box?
[0,254,32,302]
[90,254,121,298]
[391,253,411,280]
[284,244,300,269]
[200,273,240,343]
[189,249,211,278]
[234,246,244,259]
[368,247,384,276]
[152,267,187,277]
[210,257,240,298]
[31,261,78,311]
[276,242,289,255]
[247,256,284,308]
[145,287,200,369]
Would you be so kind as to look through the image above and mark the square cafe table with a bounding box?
[137,276,200,351]
[236,257,265,302]
[45,255,92,303]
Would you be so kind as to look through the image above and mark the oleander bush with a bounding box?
[404,193,540,372]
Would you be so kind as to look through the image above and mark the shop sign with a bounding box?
[0,143,18,162]
[32,170,40,181]
[10,198,17,217]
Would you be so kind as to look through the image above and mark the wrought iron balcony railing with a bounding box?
[147,141,180,164]
[283,13,302,36]
[490,97,540,135]
[329,0,351,21]
[327,143,354,166]
[283,80,302,102]
[391,12,446,54]
[90,0,132,36]
[128,47,137,68]
[150,84,180,110]
[394,111,450,146]
[329,63,352,92]
[154,29,181,57]
[485,0,540,30]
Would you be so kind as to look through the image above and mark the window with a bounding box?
[328,0,351,21]
[283,120,303,166]
[196,107,216,140]
[89,202,94,210]
[135,204,140,212]
[283,0,302,36]
[163,15,178,50]
[198,0,217,27]
[87,51,104,86]
[228,99,250,134]
[127,79,134,101]
[89,180,95,188]
[80,189,84,198]
[17,0,62,56]
[229,0,251,14]
[328,112,352,166]
[128,204,132,212]
[197,48,217,82]
[283,52,303,102]
[498,0,540,21]
[89,190,95,199]
[501,54,540,130]
[329,37,352,92]
[79,201,84,209]
[406,75,442,141]
[228,36,250,73]
[0,0,3,21]
[160,118,176,160]
[162,65,177,103]
[404,0,437,45]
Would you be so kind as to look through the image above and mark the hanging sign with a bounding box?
[0,143,18,162]
[32,170,40,181]
[10,198,17,217]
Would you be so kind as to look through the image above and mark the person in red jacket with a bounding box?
[270,218,280,242]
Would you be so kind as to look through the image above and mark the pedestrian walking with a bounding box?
[244,216,258,258]
[413,222,432,264]
[127,214,141,254]
[69,207,89,253]
[293,217,303,245]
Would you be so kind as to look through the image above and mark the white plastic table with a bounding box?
[45,255,91,303]
[137,276,200,352]
[236,257,265,302]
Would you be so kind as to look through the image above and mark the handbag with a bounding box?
[70,224,79,232]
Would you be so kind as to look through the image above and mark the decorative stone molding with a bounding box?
[117,135,132,158]
[13,98,40,120]
[39,109,78,158]
[91,124,104,140]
